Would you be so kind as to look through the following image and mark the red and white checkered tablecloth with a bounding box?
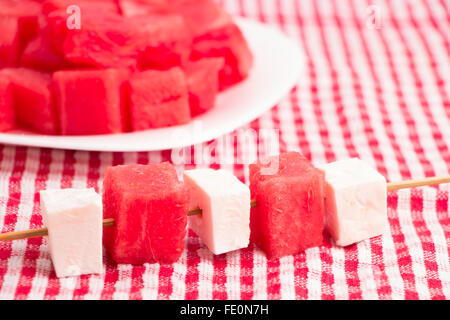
[0,0,449,300]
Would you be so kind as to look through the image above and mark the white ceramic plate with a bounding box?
[0,18,303,152]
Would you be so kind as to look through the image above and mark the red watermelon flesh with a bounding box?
[20,21,72,71]
[118,0,172,17]
[185,58,223,116]
[55,12,138,69]
[133,14,191,70]
[169,0,224,37]
[0,17,21,67]
[129,67,191,130]
[0,0,41,45]
[1,68,59,135]
[172,0,253,90]
[48,12,190,70]
[0,77,15,132]
[42,0,120,15]
[53,69,130,135]
[191,20,253,91]
[42,2,120,59]
[42,12,65,54]
[249,152,325,260]
[103,163,189,264]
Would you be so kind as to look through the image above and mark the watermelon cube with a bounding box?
[172,0,253,90]
[0,17,21,67]
[103,163,189,264]
[0,0,41,45]
[53,69,130,135]
[1,68,59,135]
[191,21,253,91]
[185,58,223,116]
[134,14,191,70]
[56,13,138,69]
[49,11,190,70]
[20,23,71,71]
[0,77,15,132]
[249,152,325,260]
[129,68,191,130]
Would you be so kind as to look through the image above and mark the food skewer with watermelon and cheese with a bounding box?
[0,152,449,278]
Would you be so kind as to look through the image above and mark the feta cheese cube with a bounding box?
[321,158,388,246]
[40,188,103,277]
[184,169,251,255]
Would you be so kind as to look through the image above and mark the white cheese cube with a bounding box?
[184,169,250,255]
[321,158,388,246]
[40,188,103,277]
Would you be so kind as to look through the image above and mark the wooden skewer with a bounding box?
[0,176,449,242]
[386,175,450,191]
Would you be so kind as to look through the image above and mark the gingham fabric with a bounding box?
[0,0,449,300]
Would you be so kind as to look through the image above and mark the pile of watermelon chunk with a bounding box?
[0,0,253,135]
